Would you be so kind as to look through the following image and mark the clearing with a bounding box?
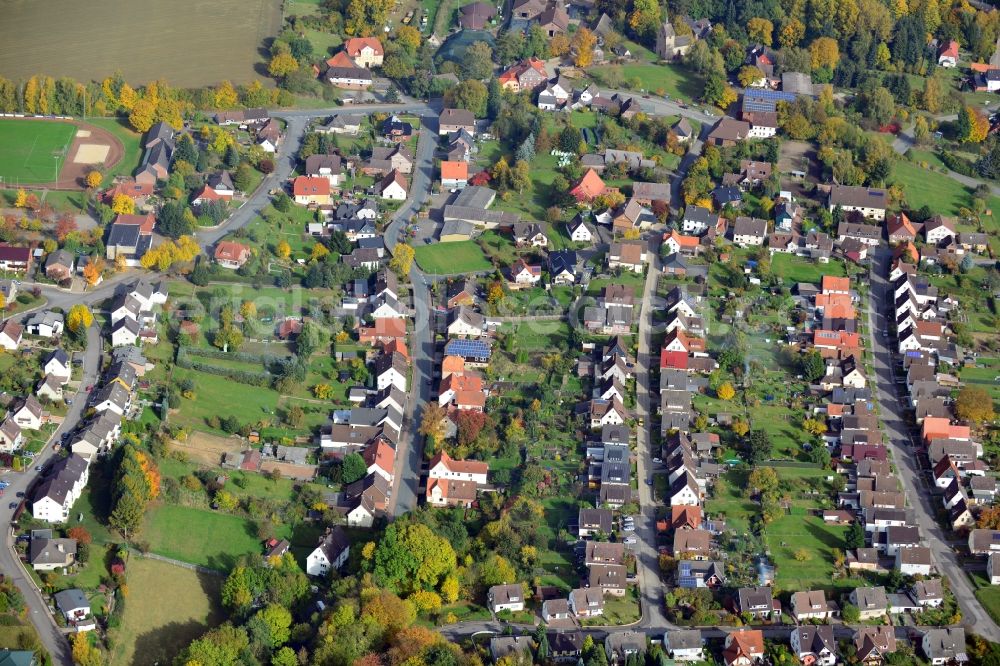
[0,119,76,184]
[109,557,223,666]
[0,0,281,86]
[414,240,492,274]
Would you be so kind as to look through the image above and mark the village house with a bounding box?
[343,36,384,67]
[828,185,888,220]
[214,241,252,269]
[305,527,350,576]
[790,626,837,666]
[722,630,764,666]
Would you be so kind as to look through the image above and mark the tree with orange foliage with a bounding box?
[387,626,443,665]
[978,506,1000,529]
[82,257,105,286]
[55,212,77,241]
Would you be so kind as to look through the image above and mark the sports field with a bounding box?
[0,119,75,184]
[0,0,281,87]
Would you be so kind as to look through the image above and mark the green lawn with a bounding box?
[172,367,281,434]
[142,504,274,571]
[891,159,971,216]
[414,240,492,274]
[569,110,600,130]
[589,63,701,100]
[973,573,1000,625]
[0,119,76,184]
[770,254,846,284]
[86,117,144,181]
[109,557,223,666]
[959,357,1000,409]
[500,321,572,352]
[906,149,947,170]
[766,512,856,591]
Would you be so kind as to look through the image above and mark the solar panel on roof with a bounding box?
[445,339,492,357]
[741,89,797,113]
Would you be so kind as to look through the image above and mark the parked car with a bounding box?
[623,535,637,545]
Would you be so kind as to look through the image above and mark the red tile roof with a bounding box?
[344,36,384,57]
[114,213,155,234]
[570,169,608,202]
[293,176,330,197]
[214,241,251,263]
[440,160,469,181]
[660,349,689,370]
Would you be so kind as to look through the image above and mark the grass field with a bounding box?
[589,63,701,100]
[414,240,492,274]
[143,504,272,571]
[892,159,971,216]
[0,119,76,184]
[0,0,281,86]
[109,558,223,666]
[770,253,846,284]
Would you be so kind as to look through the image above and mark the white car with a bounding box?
[623,536,637,545]
[622,523,635,532]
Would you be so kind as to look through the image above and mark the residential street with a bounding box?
[0,324,101,666]
[867,248,1000,642]
[384,116,438,515]
[633,253,670,630]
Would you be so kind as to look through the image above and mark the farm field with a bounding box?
[109,557,223,666]
[0,119,76,184]
[0,0,281,87]
[414,240,492,274]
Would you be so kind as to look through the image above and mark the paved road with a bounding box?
[196,102,435,248]
[632,250,670,631]
[867,248,1000,642]
[0,324,101,666]
[384,114,438,516]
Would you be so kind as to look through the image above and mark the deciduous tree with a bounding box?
[66,304,93,333]
[572,28,597,67]
[809,37,840,70]
[716,382,735,401]
[268,53,299,79]
[955,385,995,423]
[128,99,156,133]
[390,242,414,274]
[83,258,105,286]
[747,17,773,46]
[111,193,135,215]
[85,171,102,189]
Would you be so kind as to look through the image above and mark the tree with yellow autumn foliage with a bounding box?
[111,193,135,215]
[85,170,103,189]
